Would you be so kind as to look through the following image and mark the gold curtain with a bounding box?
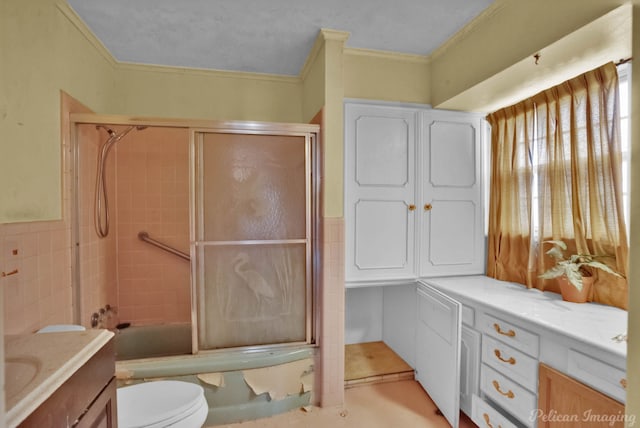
[486,100,535,286]
[486,62,629,309]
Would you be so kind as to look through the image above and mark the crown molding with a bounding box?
[56,1,118,67]
[115,61,300,83]
[430,0,508,61]
[320,28,351,42]
[299,29,350,81]
[345,47,430,64]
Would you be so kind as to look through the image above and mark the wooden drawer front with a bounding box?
[472,394,518,428]
[482,335,538,391]
[462,304,475,326]
[481,365,537,427]
[480,313,539,357]
[567,349,626,403]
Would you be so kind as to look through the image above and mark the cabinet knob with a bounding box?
[492,380,515,399]
[494,349,516,365]
[621,378,627,389]
[493,323,516,337]
[424,203,432,211]
[408,204,416,211]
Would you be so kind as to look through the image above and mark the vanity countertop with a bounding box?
[5,329,114,427]
[423,275,627,359]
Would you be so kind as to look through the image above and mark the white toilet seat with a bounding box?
[117,380,208,428]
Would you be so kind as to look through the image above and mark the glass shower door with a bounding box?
[192,131,312,351]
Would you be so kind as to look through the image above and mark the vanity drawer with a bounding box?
[567,349,626,403]
[472,394,518,428]
[481,364,537,427]
[482,335,538,391]
[479,313,539,357]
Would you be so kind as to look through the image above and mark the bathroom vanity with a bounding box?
[5,329,115,427]
[420,275,627,428]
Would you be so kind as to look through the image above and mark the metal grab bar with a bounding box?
[137,231,190,261]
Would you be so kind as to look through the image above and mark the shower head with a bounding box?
[94,123,147,239]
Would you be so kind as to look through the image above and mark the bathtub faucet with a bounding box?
[90,312,99,328]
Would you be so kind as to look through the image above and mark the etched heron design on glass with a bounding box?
[232,252,275,307]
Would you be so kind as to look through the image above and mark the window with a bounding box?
[486,62,629,309]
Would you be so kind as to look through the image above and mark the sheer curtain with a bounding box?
[486,63,629,309]
[486,100,535,286]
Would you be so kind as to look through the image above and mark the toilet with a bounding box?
[117,381,208,428]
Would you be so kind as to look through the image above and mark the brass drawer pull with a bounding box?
[493,323,516,337]
[408,204,416,211]
[492,380,515,399]
[483,413,502,428]
[621,378,627,389]
[494,349,516,365]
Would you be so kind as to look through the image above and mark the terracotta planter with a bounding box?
[558,275,594,303]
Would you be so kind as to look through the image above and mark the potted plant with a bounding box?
[539,240,622,303]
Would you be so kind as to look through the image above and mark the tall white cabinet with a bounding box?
[344,101,485,285]
[344,103,418,282]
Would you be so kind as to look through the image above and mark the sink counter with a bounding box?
[5,329,114,427]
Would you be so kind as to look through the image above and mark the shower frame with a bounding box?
[69,114,320,354]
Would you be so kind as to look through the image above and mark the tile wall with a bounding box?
[77,124,117,327]
[0,221,74,334]
[113,127,190,325]
[318,216,346,407]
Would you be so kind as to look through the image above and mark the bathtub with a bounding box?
[114,323,192,360]
[114,323,316,426]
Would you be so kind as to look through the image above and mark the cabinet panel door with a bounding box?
[354,199,412,271]
[416,282,461,428]
[420,111,484,277]
[345,103,417,282]
[538,363,625,428]
[355,115,411,187]
[460,325,481,417]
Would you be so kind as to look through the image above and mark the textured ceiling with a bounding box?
[67,0,494,76]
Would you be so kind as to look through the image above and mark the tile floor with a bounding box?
[213,380,478,428]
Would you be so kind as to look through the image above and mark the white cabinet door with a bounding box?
[416,282,461,428]
[460,325,481,416]
[345,103,417,282]
[420,110,485,277]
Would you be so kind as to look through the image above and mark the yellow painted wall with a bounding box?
[301,36,326,124]
[627,3,640,423]
[1,1,307,224]
[344,49,430,105]
[114,64,302,123]
[0,0,116,222]
[321,32,348,218]
[430,0,628,107]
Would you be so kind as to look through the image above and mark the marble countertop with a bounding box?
[5,329,114,428]
[423,275,627,359]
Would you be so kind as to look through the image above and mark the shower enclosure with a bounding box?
[71,115,319,354]
[192,128,315,352]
